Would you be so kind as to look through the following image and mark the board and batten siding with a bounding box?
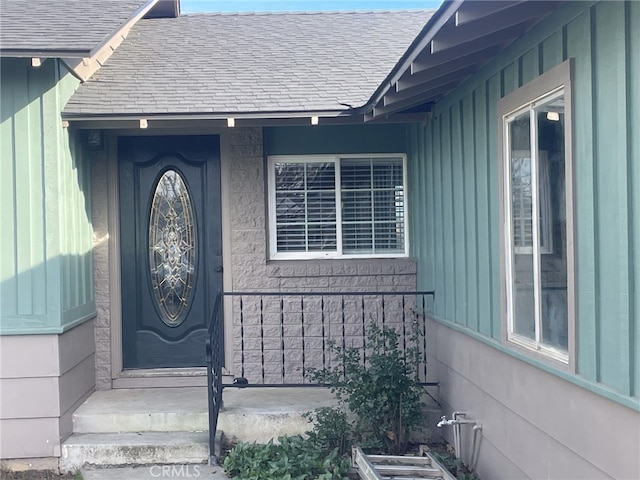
[408,0,639,406]
[0,58,94,335]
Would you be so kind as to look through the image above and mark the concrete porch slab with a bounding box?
[71,386,338,440]
[220,386,337,443]
[72,387,209,433]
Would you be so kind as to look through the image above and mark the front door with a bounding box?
[119,135,222,369]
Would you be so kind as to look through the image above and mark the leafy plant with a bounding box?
[222,435,350,480]
[303,406,352,456]
[310,322,424,455]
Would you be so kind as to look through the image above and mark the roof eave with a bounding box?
[0,48,91,58]
[363,0,464,117]
[61,108,429,129]
[0,0,176,66]
[62,109,354,122]
[63,0,174,82]
[365,0,565,120]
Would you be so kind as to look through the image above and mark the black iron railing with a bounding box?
[206,290,435,463]
[205,292,223,465]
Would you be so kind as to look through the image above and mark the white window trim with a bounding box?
[267,154,409,260]
[497,60,576,371]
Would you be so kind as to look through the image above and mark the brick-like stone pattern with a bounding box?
[91,148,113,390]
[226,128,420,384]
[230,289,430,385]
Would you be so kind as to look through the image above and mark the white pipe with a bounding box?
[452,412,462,458]
[436,412,480,461]
[452,411,465,458]
[470,425,483,471]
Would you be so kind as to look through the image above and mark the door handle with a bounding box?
[214,265,223,273]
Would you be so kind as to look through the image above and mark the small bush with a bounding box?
[303,406,352,456]
[222,435,350,480]
[310,322,424,454]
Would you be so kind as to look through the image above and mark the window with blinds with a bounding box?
[268,155,407,259]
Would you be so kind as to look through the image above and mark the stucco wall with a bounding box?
[426,318,639,480]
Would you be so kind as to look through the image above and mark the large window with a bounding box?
[498,61,574,365]
[268,155,407,259]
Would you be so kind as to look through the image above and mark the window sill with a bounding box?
[506,334,571,372]
[269,253,409,261]
[265,257,417,278]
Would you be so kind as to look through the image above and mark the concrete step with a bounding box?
[63,386,439,472]
[60,432,209,473]
[62,386,338,472]
[72,387,208,433]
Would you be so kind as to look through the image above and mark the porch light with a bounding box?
[311,116,319,125]
[31,58,42,67]
[546,111,560,121]
[227,117,235,127]
[139,118,148,129]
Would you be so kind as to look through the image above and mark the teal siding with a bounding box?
[0,58,93,334]
[630,0,640,399]
[264,124,408,155]
[408,1,638,402]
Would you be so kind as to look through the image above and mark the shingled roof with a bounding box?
[63,10,433,118]
[0,0,149,56]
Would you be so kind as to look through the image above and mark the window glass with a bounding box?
[508,112,536,341]
[270,156,406,258]
[274,162,336,252]
[341,158,405,255]
[537,96,568,350]
[504,90,569,357]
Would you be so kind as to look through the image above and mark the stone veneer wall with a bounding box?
[90,127,416,388]
[91,146,112,390]
[225,127,418,383]
[225,127,417,292]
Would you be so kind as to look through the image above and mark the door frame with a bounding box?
[103,129,234,387]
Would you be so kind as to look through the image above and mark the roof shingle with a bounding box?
[63,10,433,116]
[0,0,148,55]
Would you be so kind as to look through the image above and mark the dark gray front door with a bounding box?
[119,135,222,369]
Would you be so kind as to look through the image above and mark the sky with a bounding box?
[180,0,443,14]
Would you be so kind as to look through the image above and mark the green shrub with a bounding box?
[310,322,424,454]
[222,435,350,480]
[303,406,352,456]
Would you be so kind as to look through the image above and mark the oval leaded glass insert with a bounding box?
[148,169,196,326]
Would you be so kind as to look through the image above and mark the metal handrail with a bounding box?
[205,291,223,465]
